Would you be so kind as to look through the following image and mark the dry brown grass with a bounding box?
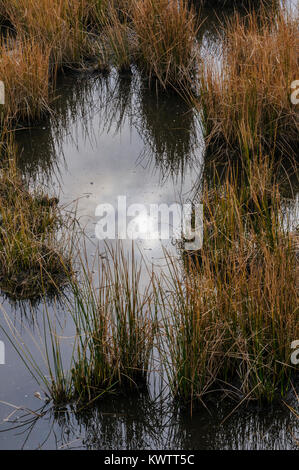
[132,0,199,88]
[198,9,299,158]
[0,0,105,122]
[160,157,298,406]
[100,3,134,73]
[69,244,157,400]
[0,155,73,300]
[0,37,52,122]
[0,0,96,67]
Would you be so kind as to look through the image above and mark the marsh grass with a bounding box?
[132,0,199,88]
[0,0,95,67]
[0,37,52,123]
[159,158,298,407]
[69,244,157,401]
[91,0,200,87]
[0,0,108,122]
[0,181,297,408]
[198,9,299,159]
[0,158,73,300]
[0,0,295,126]
[0,244,157,405]
[100,4,133,74]
[0,0,297,413]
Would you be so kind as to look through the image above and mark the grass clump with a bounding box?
[0,37,52,123]
[0,0,110,123]
[160,158,298,408]
[93,0,199,87]
[0,158,73,300]
[69,245,157,401]
[0,0,96,68]
[132,0,199,88]
[198,9,299,159]
[1,245,157,405]
[100,4,133,74]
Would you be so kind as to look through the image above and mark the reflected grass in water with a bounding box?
[1,389,297,449]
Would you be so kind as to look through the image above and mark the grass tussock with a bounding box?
[132,0,198,88]
[0,158,73,300]
[198,9,299,159]
[100,3,133,74]
[160,157,298,406]
[0,0,106,122]
[69,245,157,401]
[95,0,199,86]
[0,37,52,123]
[0,0,96,67]
[0,244,157,404]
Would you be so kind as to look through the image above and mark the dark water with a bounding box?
[0,1,298,450]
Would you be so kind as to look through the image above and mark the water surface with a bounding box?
[0,2,298,450]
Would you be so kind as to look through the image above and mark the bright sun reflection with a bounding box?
[127,212,158,239]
